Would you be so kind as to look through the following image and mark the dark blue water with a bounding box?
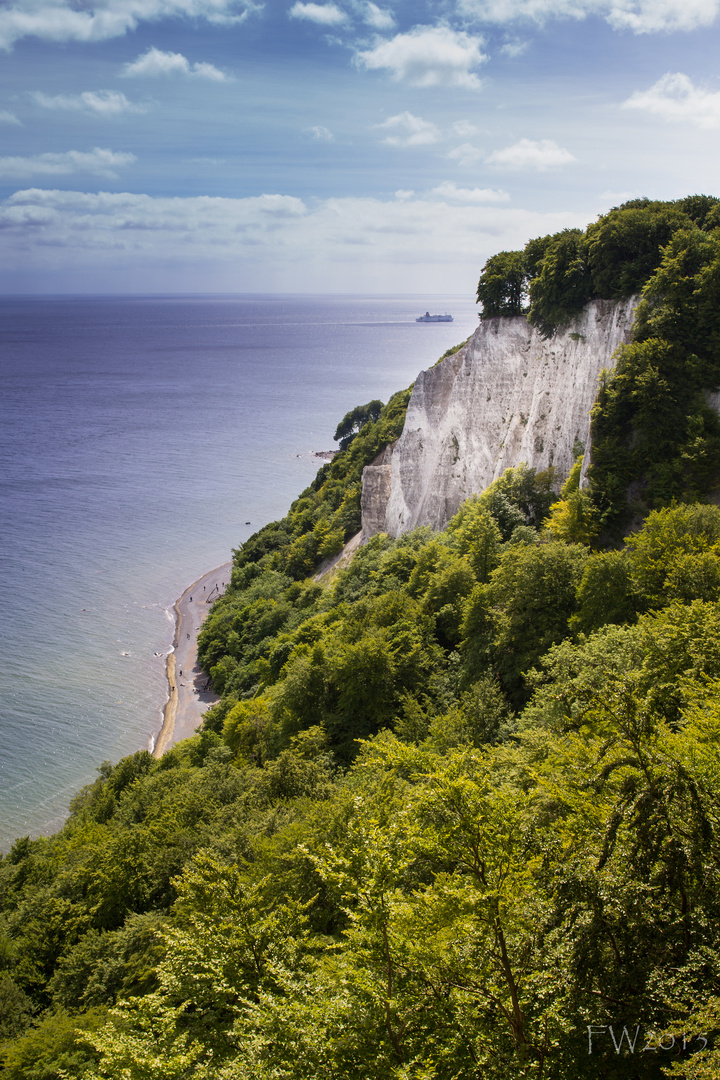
[0,294,478,848]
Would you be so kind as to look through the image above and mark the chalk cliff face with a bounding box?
[361,297,637,538]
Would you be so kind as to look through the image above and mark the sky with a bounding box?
[1,0,719,294]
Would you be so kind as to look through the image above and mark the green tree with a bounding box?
[462,463,558,540]
[476,250,527,317]
[463,541,589,706]
[1,1008,104,1079]
[334,399,384,451]
[571,549,637,635]
[586,200,691,299]
[446,500,502,581]
[528,229,595,337]
[588,225,720,526]
[544,453,599,544]
[634,225,720,361]
[625,502,720,610]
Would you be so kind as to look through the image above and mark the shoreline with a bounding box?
[153,561,232,758]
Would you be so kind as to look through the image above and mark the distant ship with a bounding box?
[416,311,453,322]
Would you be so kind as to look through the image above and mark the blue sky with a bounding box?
[1,0,719,293]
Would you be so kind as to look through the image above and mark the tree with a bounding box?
[333,400,384,451]
[463,541,589,706]
[571,549,637,635]
[446,500,502,581]
[588,224,720,526]
[543,453,600,545]
[635,225,720,362]
[625,503,720,610]
[460,463,558,540]
[527,229,595,337]
[586,201,691,299]
[476,250,527,318]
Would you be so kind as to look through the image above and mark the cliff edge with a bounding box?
[361,297,637,538]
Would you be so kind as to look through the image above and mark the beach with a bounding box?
[153,562,232,757]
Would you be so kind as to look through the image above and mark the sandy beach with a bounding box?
[153,561,232,757]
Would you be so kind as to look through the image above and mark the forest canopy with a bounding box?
[5,490,720,1079]
[475,195,720,336]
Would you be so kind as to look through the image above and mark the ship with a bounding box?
[416,311,453,322]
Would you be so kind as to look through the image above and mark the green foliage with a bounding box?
[463,540,589,706]
[476,249,527,317]
[571,548,637,634]
[0,973,33,1039]
[0,1007,104,1079]
[456,462,558,541]
[625,502,720,609]
[527,228,595,337]
[333,398,384,451]
[586,200,694,299]
[522,233,554,280]
[474,195,720,430]
[588,220,720,528]
[474,233,558,323]
[6,491,720,1076]
[544,451,600,544]
[446,501,502,581]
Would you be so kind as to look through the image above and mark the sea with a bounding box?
[0,294,479,851]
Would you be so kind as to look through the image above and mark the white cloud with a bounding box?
[455,0,719,34]
[0,148,136,178]
[486,137,575,170]
[122,47,230,80]
[0,0,262,51]
[500,38,529,56]
[376,111,441,147]
[191,61,232,81]
[355,2,395,29]
[623,73,720,129]
[606,0,718,32]
[33,90,144,114]
[289,2,347,24]
[356,25,487,89]
[308,124,334,140]
[452,120,479,137]
[0,109,21,125]
[431,181,510,203]
[447,142,483,166]
[0,185,591,292]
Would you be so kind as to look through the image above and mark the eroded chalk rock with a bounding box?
[362,297,637,539]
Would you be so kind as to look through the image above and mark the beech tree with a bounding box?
[333,399,383,451]
[527,229,595,337]
[476,250,527,318]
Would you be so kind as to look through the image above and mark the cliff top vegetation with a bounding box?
[476,195,720,336]
[476,195,720,535]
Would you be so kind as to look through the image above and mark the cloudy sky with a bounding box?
[1,0,719,293]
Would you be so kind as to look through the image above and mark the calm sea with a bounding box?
[0,294,478,850]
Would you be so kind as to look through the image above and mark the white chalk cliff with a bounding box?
[361,297,637,538]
